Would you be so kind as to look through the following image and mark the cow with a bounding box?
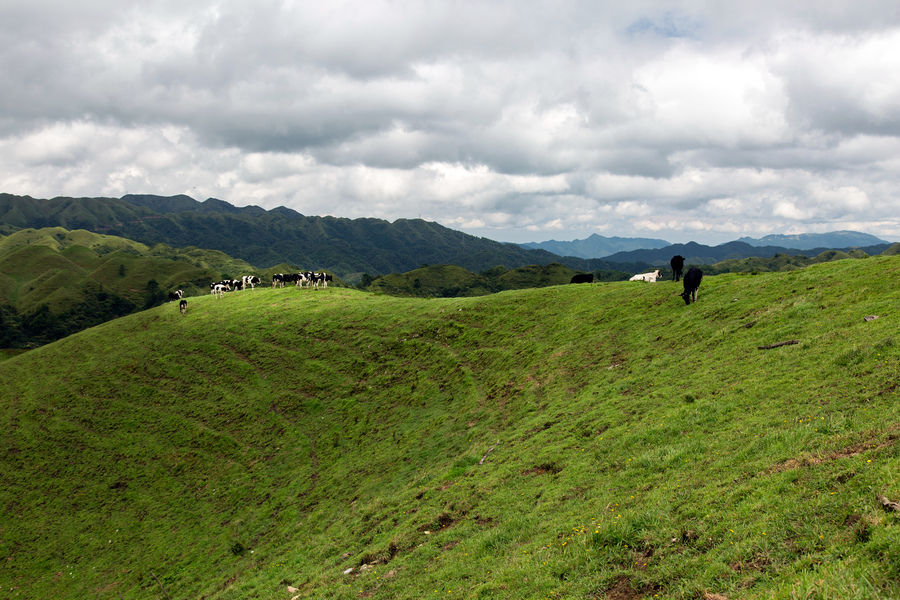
[670,255,685,282]
[311,272,333,290]
[272,274,287,289]
[212,283,228,299]
[570,273,594,284]
[179,299,187,314]
[168,290,183,301]
[295,272,311,288]
[629,269,662,282]
[211,280,233,292]
[242,275,261,290]
[680,267,703,305]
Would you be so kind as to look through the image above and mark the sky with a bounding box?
[2,1,900,245]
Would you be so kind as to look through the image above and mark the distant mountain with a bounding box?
[603,240,895,266]
[0,193,655,278]
[519,233,671,259]
[737,231,890,250]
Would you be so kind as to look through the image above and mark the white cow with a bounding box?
[629,269,661,282]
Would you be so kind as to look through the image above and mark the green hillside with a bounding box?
[366,263,624,298]
[3,256,900,599]
[0,227,262,347]
[0,193,653,278]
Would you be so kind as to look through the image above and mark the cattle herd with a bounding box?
[271,271,333,289]
[568,253,703,306]
[204,272,333,300]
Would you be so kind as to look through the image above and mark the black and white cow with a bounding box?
[670,255,685,282]
[272,274,287,289]
[295,272,311,287]
[242,275,261,290]
[311,272,333,290]
[212,283,228,299]
[680,267,703,305]
[179,299,187,314]
[570,273,594,284]
[168,289,183,301]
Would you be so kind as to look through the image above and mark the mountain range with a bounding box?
[518,233,671,258]
[0,192,894,277]
[520,230,891,259]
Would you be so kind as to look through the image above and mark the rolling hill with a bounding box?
[2,254,900,599]
[0,227,258,348]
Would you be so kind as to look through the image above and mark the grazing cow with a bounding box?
[570,273,594,284]
[242,275,261,290]
[680,267,703,305]
[670,255,685,282]
[168,290,183,301]
[629,269,662,282]
[179,299,187,314]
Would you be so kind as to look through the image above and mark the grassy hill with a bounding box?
[366,263,628,298]
[2,256,900,599]
[0,227,263,347]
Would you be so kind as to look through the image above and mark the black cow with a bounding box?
[179,299,187,314]
[680,267,703,305]
[670,255,685,282]
[570,273,594,284]
[168,290,183,301]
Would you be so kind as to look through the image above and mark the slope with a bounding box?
[2,257,900,599]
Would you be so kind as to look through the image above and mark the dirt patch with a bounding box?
[522,462,562,476]
[598,576,657,600]
[417,512,456,533]
[729,553,771,573]
[769,425,900,474]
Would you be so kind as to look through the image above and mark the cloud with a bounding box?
[1,0,900,246]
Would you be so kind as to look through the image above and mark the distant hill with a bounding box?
[603,240,894,266]
[518,233,671,259]
[366,262,632,297]
[0,227,257,348]
[0,193,654,279]
[737,231,891,250]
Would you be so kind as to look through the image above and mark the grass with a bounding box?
[2,256,900,599]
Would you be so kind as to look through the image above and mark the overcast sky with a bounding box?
[2,0,899,245]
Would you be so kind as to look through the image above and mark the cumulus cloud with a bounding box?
[1,0,900,245]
